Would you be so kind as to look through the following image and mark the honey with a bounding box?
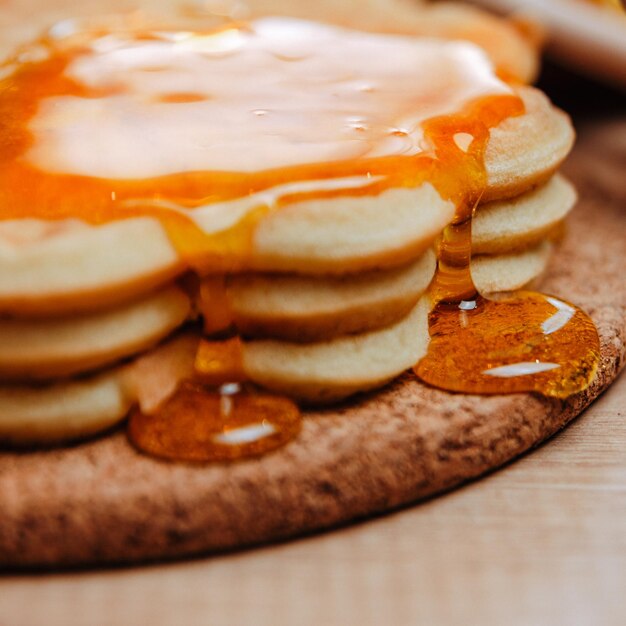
[0,17,600,461]
[194,336,246,384]
[0,18,513,266]
[413,97,600,398]
[126,334,301,462]
[128,381,301,462]
[415,292,600,398]
[198,276,234,335]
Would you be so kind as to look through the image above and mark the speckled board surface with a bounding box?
[0,112,624,568]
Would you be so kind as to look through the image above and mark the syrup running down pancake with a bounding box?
[0,17,598,461]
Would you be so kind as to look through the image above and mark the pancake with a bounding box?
[242,296,431,403]
[0,296,428,443]
[472,240,553,294]
[0,230,556,442]
[0,218,183,317]
[0,1,539,84]
[0,285,191,381]
[225,249,436,342]
[473,174,576,254]
[483,88,575,202]
[0,15,578,444]
[0,368,131,444]
[0,84,573,317]
[140,0,541,82]
[225,236,554,341]
[0,230,549,387]
[0,0,619,571]
[0,15,582,445]
[0,119,623,567]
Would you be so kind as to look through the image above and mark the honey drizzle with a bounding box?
[0,20,601,461]
[0,22,514,269]
[126,333,302,462]
[413,104,600,398]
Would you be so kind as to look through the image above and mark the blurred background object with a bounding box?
[2,0,624,87]
[466,0,626,88]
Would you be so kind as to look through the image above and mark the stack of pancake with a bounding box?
[0,14,576,445]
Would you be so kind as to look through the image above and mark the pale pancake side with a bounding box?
[227,237,553,342]
[0,235,552,442]
[0,285,191,380]
[472,241,552,294]
[473,174,576,254]
[243,297,430,403]
[0,370,131,445]
[228,249,436,342]
[0,238,557,443]
[484,88,575,202]
[0,218,183,316]
[0,233,551,443]
[241,243,554,401]
[0,297,429,443]
[245,185,454,275]
[225,175,573,341]
[0,185,452,317]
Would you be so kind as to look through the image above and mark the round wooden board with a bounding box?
[0,115,625,569]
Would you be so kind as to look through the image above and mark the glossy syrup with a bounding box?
[414,130,600,396]
[415,290,600,397]
[0,18,601,461]
[128,381,301,462]
[0,19,514,265]
[126,334,302,461]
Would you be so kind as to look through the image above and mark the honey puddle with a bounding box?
[0,18,600,461]
[129,380,301,462]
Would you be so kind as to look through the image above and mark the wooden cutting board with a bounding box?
[0,110,624,567]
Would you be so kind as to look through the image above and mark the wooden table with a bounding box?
[0,372,623,626]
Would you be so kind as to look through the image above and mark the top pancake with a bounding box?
[0,19,573,316]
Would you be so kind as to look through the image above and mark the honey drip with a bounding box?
[413,111,600,398]
[128,336,301,462]
[415,291,600,397]
[198,276,234,335]
[128,381,301,462]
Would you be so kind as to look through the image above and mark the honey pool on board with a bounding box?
[0,17,600,461]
